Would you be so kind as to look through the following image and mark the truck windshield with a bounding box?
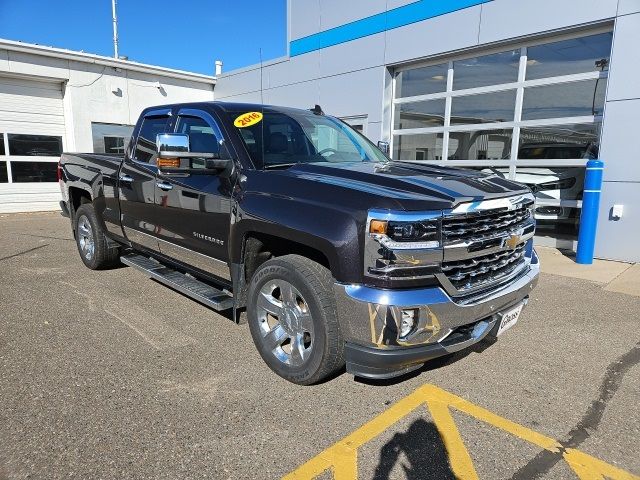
[229,109,388,169]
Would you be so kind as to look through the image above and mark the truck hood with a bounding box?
[271,161,531,211]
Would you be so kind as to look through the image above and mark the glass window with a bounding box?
[522,79,606,120]
[448,129,513,160]
[229,109,387,168]
[453,50,520,90]
[10,161,57,182]
[134,116,169,163]
[176,116,220,154]
[516,166,585,242]
[8,134,62,156]
[396,63,448,98]
[394,99,446,130]
[450,90,517,125]
[526,33,613,80]
[92,123,134,154]
[0,162,7,182]
[393,133,443,161]
[519,124,600,160]
[0,134,5,155]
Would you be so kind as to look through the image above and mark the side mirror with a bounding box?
[377,141,390,154]
[156,133,232,175]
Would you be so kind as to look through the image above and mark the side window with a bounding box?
[134,115,169,163]
[176,116,220,154]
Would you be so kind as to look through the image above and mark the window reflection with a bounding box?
[448,129,512,160]
[453,50,520,90]
[394,99,446,129]
[7,134,62,156]
[526,32,613,80]
[450,90,516,125]
[519,124,600,159]
[522,79,606,120]
[0,162,7,183]
[393,133,443,161]
[92,122,134,154]
[396,63,448,98]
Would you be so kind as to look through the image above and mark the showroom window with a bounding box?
[391,30,613,246]
[91,122,134,154]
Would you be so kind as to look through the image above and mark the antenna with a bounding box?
[260,48,265,169]
[111,0,119,59]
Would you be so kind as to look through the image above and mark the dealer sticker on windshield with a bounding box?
[234,111,263,128]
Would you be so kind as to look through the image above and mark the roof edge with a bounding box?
[0,38,216,84]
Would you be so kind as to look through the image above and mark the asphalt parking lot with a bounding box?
[0,212,638,479]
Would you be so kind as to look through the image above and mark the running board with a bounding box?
[121,253,234,311]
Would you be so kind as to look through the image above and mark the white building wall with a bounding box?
[0,41,215,213]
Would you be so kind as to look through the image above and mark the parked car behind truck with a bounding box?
[59,102,539,384]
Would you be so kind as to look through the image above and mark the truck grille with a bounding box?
[441,243,527,292]
[442,202,532,245]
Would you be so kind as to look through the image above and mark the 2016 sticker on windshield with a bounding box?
[234,111,263,128]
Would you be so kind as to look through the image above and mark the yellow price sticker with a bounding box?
[234,111,263,128]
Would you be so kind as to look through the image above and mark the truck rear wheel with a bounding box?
[247,254,345,385]
[74,204,120,270]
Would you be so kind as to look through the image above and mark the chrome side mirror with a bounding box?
[377,141,390,154]
[156,133,190,155]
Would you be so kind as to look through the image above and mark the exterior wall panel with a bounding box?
[478,0,618,44]
[606,13,640,101]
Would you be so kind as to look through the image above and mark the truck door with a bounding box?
[154,108,233,281]
[118,109,171,253]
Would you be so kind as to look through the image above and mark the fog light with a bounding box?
[400,308,418,338]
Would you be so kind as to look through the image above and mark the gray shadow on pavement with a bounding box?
[372,418,455,480]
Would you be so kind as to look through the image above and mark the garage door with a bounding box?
[0,76,65,213]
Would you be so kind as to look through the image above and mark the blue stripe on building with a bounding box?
[289,0,492,56]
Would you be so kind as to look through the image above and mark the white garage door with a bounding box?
[0,76,65,213]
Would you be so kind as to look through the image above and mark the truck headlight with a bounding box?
[369,219,440,249]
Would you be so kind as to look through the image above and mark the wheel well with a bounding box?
[68,187,92,218]
[243,232,331,282]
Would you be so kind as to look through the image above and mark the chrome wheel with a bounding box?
[256,280,314,367]
[77,215,95,261]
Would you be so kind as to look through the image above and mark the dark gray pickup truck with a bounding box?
[59,101,539,384]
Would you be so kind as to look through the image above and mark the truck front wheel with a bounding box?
[247,254,345,385]
[74,204,120,270]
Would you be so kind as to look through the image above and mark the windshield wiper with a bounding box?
[264,163,298,170]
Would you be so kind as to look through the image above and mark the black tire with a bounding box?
[247,254,344,385]
[74,203,120,270]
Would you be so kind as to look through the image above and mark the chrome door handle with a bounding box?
[156,181,173,191]
[119,174,134,183]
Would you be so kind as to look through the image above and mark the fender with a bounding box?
[230,191,362,284]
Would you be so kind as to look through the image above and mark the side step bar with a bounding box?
[121,253,234,311]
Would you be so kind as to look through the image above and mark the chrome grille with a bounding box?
[442,202,533,245]
[442,243,527,292]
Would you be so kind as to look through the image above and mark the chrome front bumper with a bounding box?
[334,248,540,379]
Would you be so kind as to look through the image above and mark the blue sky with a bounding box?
[0,0,287,74]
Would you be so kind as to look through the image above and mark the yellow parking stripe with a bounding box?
[426,400,479,480]
[283,384,639,480]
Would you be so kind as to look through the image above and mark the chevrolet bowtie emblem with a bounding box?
[504,233,522,250]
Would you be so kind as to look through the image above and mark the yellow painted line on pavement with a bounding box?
[283,384,639,480]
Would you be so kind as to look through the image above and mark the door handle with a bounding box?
[156,181,173,191]
[119,174,134,184]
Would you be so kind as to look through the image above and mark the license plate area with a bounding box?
[496,302,525,336]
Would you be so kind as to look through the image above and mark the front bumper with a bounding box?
[334,248,540,379]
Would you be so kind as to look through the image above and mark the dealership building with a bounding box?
[0,39,215,213]
[1,0,639,262]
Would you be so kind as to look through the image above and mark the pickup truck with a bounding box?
[59,101,539,385]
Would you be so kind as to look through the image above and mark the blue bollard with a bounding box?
[576,159,604,264]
